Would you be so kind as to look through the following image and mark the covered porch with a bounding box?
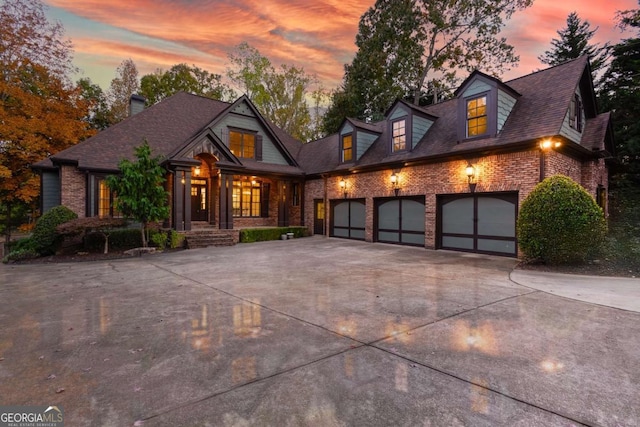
[165,153,305,233]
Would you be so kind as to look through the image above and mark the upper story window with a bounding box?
[392,119,407,152]
[341,134,353,162]
[569,93,583,133]
[467,95,488,137]
[229,129,255,158]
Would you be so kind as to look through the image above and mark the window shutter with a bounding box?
[255,135,263,161]
[261,182,270,217]
[569,96,576,126]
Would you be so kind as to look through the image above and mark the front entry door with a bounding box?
[191,179,208,222]
[314,199,324,235]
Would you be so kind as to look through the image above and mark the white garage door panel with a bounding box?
[478,197,516,238]
[442,198,474,234]
[331,200,366,240]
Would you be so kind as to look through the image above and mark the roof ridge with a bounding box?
[506,56,588,84]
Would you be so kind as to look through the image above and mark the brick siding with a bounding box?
[60,165,86,217]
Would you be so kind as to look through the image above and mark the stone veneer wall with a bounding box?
[60,165,86,218]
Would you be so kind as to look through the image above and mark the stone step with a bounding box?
[181,229,237,249]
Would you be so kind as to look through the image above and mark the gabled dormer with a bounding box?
[338,118,382,163]
[455,71,520,141]
[385,100,437,154]
[560,61,598,145]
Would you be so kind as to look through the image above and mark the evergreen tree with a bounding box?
[538,12,611,76]
[600,3,640,182]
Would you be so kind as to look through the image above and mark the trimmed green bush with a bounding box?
[31,206,78,255]
[240,227,308,243]
[169,230,184,249]
[517,175,607,264]
[150,230,168,250]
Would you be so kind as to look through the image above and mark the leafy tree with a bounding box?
[517,175,606,265]
[538,12,611,78]
[107,58,139,124]
[411,0,533,104]
[600,2,640,188]
[323,0,426,132]
[0,0,93,244]
[106,140,169,247]
[140,63,236,105]
[0,0,75,83]
[77,77,111,130]
[227,43,318,142]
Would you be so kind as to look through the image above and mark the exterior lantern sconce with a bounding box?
[539,139,562,182]
[466,163,476,193]
[390,171,400,196]
[194,166,201,176]
[181,171,186,185]
[339,177,347,198]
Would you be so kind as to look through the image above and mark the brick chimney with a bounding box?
[129,94,146,117]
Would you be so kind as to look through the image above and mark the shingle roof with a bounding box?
[44,92,231,171]
[37,92,304,173]
[303,56,602,174]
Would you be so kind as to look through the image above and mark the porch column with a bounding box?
[183,170,192,231]
[219,173,234,229]
[173,171,184,231]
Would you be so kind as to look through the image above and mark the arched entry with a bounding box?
[192,154,218,225]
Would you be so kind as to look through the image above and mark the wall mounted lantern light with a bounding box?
[194,166,201,176]
[390,171,400,196]
[466,163,476,193]
[539,139,562,182]
[339,177,347,198]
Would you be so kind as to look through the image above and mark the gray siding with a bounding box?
[462,80,491,98]
[212,102,288,165]
[356,131,378,160]
[497,89,517,133]
[41,171,60,213]
[559,87,584,143]
[389,105,408,121]
[340,123,353,136]
[412,116,434,148]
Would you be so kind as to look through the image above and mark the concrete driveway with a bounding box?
[1,237,638,426]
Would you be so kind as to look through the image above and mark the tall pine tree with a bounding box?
[539,12,611,77]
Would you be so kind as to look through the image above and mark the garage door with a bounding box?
[438,193,517,256]
[331,199,365,240]
[375,197,425,246]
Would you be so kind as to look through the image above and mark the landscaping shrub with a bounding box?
[169,230,184,249]
[84,228,142,252]
[31,206,78,255]
[3,238,39,263]
[517,175,607,264]
[240,227,308,243]
[149,229,168,250]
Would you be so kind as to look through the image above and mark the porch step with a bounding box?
[181,229,237,249]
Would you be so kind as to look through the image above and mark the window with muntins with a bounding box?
[97,179,121,218]
[232,177,261,217]
[342,134,353,162]
[467,96,488,137]
[230,130,256,158]
[392,119,407,152]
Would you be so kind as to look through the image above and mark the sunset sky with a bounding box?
[42,0,638,92]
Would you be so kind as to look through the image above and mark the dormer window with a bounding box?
[392,119,407,152]
[341,134,353,162]
[570,93,583,133]
[467,95,488,137]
